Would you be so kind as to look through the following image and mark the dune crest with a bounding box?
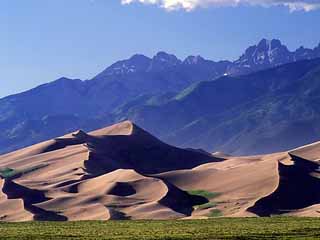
[0,121,319,221]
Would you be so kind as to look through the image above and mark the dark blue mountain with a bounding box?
[1,39,320,154]
[114,58,320,155]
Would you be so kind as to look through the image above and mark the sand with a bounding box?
[0,121,319,221]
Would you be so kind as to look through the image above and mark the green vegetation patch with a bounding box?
[187,190,220,199]
[0,218,319,239]
[0,168,16,179]
[208,209,223,218]
[188,190,223,216]
[174,82,200,100]
[0,164,48,179]
[194,202,217,210]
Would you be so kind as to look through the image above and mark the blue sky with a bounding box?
[1,0,320,98]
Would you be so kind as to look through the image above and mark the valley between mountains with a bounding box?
[0,121,319,221]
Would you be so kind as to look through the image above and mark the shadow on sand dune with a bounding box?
[248,154,320,216]
[82,123,222,175]
[0,121,222,220]
[2,180,67,221]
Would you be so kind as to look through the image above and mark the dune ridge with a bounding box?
[0,121,319,221]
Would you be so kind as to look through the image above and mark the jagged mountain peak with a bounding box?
[294,46,314,61]
[147,51,182,71]
[154,51,177,58]
[152,51,181,64]
[94,51,183,78]
[94,38,320,79]
[94,54,151,77]
[127,54,151,65]
[244,38,289,59]
[231,38,292,74]
[56,77,72,82]
[183,55,206,65]
[257,38,283,50]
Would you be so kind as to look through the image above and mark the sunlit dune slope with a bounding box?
[0,121,319,221]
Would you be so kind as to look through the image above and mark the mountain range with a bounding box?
[118,58,320,155]
[1,38,320,154]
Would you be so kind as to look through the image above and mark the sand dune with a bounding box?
[0,121,319,221]
[248,154,320,216]
[290,141,320,161]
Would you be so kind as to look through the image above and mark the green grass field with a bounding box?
[0,218,319,240]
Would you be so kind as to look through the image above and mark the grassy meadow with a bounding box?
[0,217,319,240]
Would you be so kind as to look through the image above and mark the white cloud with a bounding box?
[121,0,320,11]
